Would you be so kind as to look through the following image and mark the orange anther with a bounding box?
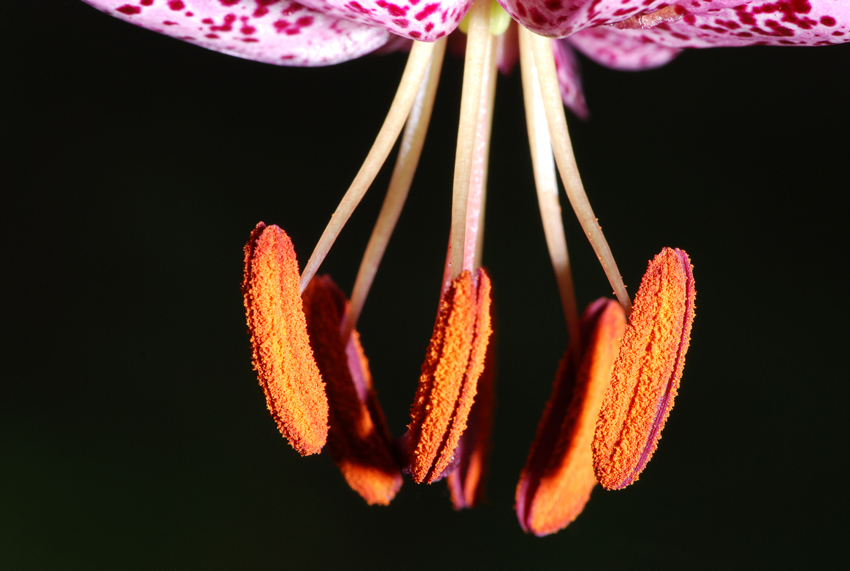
[593,248,696,490]
[447,324,497,510]
[407,269,492,484]
[302,275,402,505]
[242,223,328,456]
[516,299,626,535]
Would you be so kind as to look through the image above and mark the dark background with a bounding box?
[5,1,849,569]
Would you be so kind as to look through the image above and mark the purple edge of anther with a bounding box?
[624,249,694,487]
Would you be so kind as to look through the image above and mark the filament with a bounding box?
[300,40,437,293]
[521,28,632,315]
[342,39,447,342]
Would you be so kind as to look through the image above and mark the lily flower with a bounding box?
[83,0,847,518]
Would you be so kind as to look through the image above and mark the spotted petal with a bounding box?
[567,25,680,70]
[611,0,850,47]
[496,0,679,38]
[552,40,588,119]
[81,0,390,66]
[498,0,768,39]
[297,0,473,41]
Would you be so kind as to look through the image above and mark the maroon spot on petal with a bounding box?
[739,11,756,25]
[410,30,422,38]
[205,33,220,38]
[285,28,301,35]
[168,0,185,10]
[415,3,440,21]
[141,0,153,6]
[377,0,409,17]
[219,0,240,6]
[242,37,260,42]
[241,25,256,34]
[529,7,547,25]
[296,16,314,27]
[425,22,434,32]
[116,5,141,15]
[791,0,811,14]
[820,15,836,26]
[347,1,372,14]
[392,18,410,27]
[545,0,563,10]
[516,1,527,18]
[683,13,696,24]
[764,19,794,36]
[163,21,178,25]
[832,30,845,36]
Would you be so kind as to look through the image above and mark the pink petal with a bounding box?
[496,0,779,39]
[551,40,588,119]
[610,0,850,47]
[296,0,473,41]
[496,0,681,38]
[81,0,390,66]
[567,25,681,70]
[496,21,520,75]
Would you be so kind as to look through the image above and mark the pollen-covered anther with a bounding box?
[593,248,696,490]
[302,275,402,505]
[516,299,626,536]
[447,320,497,510]
[242,222,328,456]
[407,269,492,484]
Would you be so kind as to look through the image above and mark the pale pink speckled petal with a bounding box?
[551,40,588,119]
[297,0,473,41]
[496,0,770,39]
[567,26,680,71]
[613,0,850,47]
[82,0,390,67]
[496,0,677,38]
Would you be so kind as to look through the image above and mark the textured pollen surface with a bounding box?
[593,248,696,490]
[302,275,402,505]
[447,325,496,509]
[407,269,492,484]
[516,299,626,536]
[242,223,328,456]
[82,0,390,66]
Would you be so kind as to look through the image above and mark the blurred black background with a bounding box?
[4,1,849,569]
